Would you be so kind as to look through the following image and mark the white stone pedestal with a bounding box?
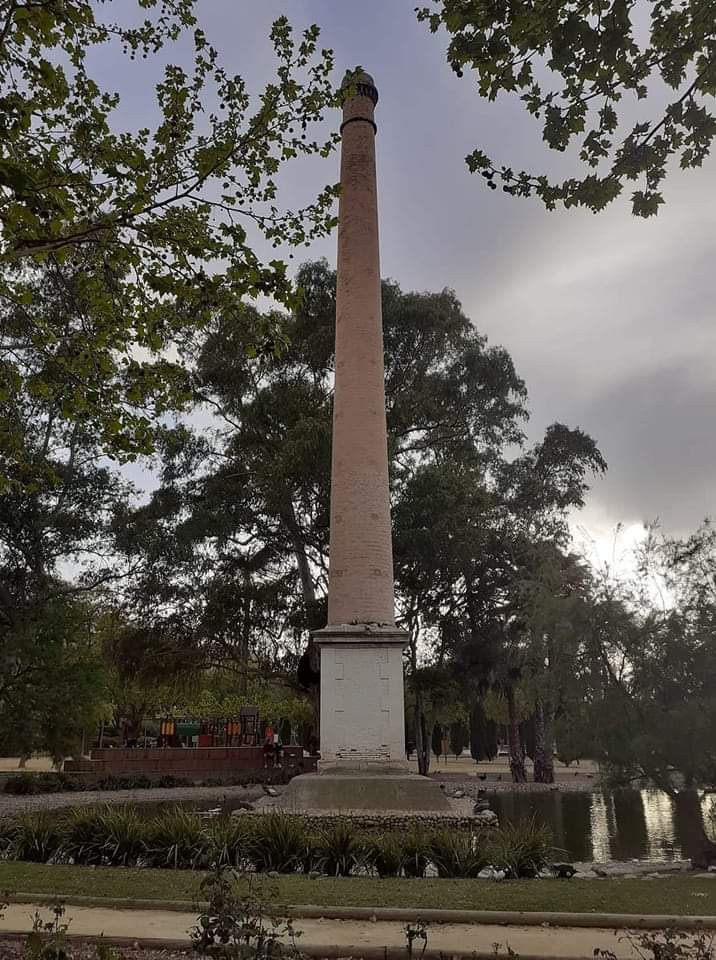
[314,625,408,772]
[280,626,451,813]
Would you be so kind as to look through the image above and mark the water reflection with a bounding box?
[488,789,714,863]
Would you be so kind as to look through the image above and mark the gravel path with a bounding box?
[433,772,601,795]
[0,784,265,817]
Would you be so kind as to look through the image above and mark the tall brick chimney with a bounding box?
[313,71,408,772]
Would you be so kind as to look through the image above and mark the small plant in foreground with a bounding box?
[191,863,302,958]
[21,902,124,959]
[491,944,519,958]
[405,920,429,960]
[596,927,714,960]
[24,902,71,960]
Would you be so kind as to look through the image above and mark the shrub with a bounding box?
[3,773,38,795]
[208,817,251,870]
[3,772,80,795]
[191,864,301,960]
[364,832,404,878]
[156,774,189,789]
[249,814,308,874]
[0,817,15,858]
[300,833,322,874]
[96,774,154,791]
[401,828,430,878]
[487,815,553,878]
[61,806,107,865]
[144,806,208,870]
[429,829,489,878]
[8,811,63,863]
[93,806,148,866]
[314,822,358,877]
[315,821,365,877]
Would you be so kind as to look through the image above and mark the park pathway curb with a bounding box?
[4,891,716,929]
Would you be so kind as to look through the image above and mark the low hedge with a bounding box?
[0,807,554,879]
[3,767,289,795]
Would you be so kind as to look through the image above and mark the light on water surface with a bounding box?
[488,789,714,863]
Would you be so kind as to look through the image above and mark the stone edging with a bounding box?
[240,810,480,830]
[6,892,716,930]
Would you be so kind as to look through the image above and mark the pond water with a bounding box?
[489,789,716,863]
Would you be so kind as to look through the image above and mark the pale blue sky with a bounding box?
[107,1,716,557]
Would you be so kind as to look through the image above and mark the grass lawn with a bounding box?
[0,863,715,915]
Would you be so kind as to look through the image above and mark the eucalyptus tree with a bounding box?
[120,260,606,757]
[513,544,594,782]
[394,427,606,780]
[120,260,528,734]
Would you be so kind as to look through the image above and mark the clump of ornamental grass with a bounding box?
[208,816,251,871]
[7,810,63,864]
[248,814,308,874]
[364,832,404,878]
[487,815,553,878]
[400,828,431,879]
[144,806,208,870]
[315,821,365,877]
[429,829,489,878]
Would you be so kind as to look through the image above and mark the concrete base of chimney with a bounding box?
[313,626,408,770]
[279,770,451,813]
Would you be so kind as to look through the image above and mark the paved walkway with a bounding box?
[0,902,654,958]
[0,783,265,817]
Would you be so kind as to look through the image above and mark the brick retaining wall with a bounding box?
[64,746,315,781]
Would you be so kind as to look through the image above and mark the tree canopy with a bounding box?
[1,2,340,481]
[418,0,716,216]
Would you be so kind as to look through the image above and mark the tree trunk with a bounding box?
[506,685,527,783]
[239,572,251,696]
[414,686,431,776]
[284,503,322,742]
[533,699,555,783]
[418,706,431,777]
[674,790,716,869]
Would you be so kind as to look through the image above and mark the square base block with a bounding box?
[279,770,451,812]
[314,626,407,771]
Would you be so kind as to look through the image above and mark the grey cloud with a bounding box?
[574,358,716,534]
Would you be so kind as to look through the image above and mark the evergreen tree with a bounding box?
[470,701,487,762]
[450,722,467,758]
[431,722,443,760]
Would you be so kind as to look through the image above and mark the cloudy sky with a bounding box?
[104,1,715,567]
